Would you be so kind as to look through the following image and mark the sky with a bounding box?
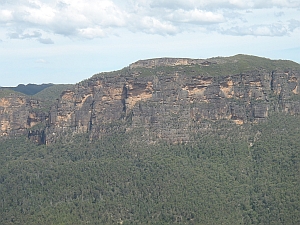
[0,0,300,87]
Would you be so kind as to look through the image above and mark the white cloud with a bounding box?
[7,29,54,44]
[0,0,128,39]
[289,19,300,31]
[21,2,56,25]
[223,23,289,36]
[149,0,300,9]
[38,37,54,44]
[0,0,299,40]
[167,9,225,24]
[137,17,178,35]
[0,9,13,22]
[8,31,42,39]
[78,27,106,39]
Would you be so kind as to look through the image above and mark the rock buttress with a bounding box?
[45,67,300,144]
[0,95,47,138]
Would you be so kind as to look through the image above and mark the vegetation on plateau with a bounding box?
[91,54,300,80]
[33,84,74,102]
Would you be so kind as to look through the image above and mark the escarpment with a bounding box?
[1,55,300,144]
[0,95,47,137]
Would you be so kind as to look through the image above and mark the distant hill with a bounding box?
[6,83,54,95]
[33,84,74,101]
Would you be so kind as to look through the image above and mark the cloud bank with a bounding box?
[0,0,299,42]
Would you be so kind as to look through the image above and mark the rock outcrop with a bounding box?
[0,94,47,138]
[1,55,300,144]
[129,58,217,69]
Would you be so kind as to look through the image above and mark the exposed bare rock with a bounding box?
[0,94,47,137]
[129,58,218,69]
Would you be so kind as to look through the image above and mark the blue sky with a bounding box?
[1,0,300,86]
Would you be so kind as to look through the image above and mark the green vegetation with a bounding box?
[32,84,74,112]
[216,54,300,72]
[0,84,73,101]
[1,84,73,112]
[6,83,54,96]
[132,54,300,78]
[89,68,131,82]
[0,88,25,98]
[33,84,74,102]
[0,113,299,224]
[89,55,300,79]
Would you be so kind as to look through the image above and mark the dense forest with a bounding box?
[0,112,299,224]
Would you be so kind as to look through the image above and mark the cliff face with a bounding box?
[0,94,46,140]
[1,55,300,144]
[46,57,300,143]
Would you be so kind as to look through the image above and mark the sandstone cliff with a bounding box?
[1,55,300,144]
[0,93,47,143]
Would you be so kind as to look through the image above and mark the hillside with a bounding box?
[33,84,74,99]
[0,87,25,98]
[0,113,299,224]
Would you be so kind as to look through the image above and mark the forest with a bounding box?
[0,112,299,224]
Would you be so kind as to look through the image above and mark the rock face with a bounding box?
[45,57,300,144]
[129,58,217,69]
[0,95,46,138]
[1,55,300,144]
